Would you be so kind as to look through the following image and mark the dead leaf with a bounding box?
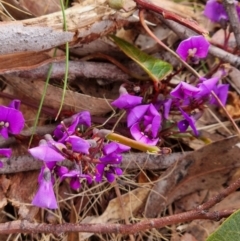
[7,171,39,220]
[0,51,65,74]
[225,92,240,118]
[19,0,61,16]
[5,77,113,116]
[145,136,240,217]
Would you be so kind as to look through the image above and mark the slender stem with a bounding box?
[28,48,57,147]
[55,0,69,120]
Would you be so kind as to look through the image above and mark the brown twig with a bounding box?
[134,0,208,35]
[5,61,131,82]
[0,152,187,174]
[0,209,233,234]
[222,0,240,50]
[1,173,240,234]
[2,174,240,234]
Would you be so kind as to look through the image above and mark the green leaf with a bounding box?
[206,209,240,241]
[110,35,172,83]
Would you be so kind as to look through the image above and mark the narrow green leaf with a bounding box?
[206,209,240,241]
[110,35,172,83]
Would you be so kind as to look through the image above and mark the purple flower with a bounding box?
[95,142,129,183]
[177,109,200,136]
[0,103,25,139]
[102,142,130,155]
[112,94,142,109]
[127,104,161,145]
[197,77,220,97]
[66,136,90,154]
[95,162,122,183]
[170,82,200,99]
[61,169,92,190]
[204,0,228,23]
[56,166,69,177]
[130,123,159,145]
[29,140,65,163]
[8,99,21,110]
[0,148,12,168]
[32,167,58,209]
[176,36,210,62]
[127,105,150,127]
[210,84,229,106]
[112,85,142,109]
[54,111,91,142]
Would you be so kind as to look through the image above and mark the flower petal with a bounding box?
[29,146,65,162]
[127,105,149,127]
[112,93,142,109]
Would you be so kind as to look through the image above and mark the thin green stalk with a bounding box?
[29,48,57,147]
[55,0,69,120]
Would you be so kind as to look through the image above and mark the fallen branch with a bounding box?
[2,174,240,234]
[0,210,233,234]
[4,61,130,81]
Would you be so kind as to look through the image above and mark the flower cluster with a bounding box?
[29,112,131,209]
[176,35,210,63]
[0,100,25,168]
[112,86,161,145]
[27,36,229,210]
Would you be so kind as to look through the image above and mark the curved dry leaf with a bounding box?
[79,187,150,240]
[145,136,240,217]
[0,51,64,74]
[5,77,112,116]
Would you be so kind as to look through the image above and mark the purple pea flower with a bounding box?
[0,148,12,168]
[95,142,130,183]
[66,136,90,154]
[54,111,91,142]
[178,108,201,136]
[102,142,130,155]
[112,93,142,109]
[0,101,25,139]
[197,77,220,97]
[60,169,92,190]
[155,96,172,119]
[130,122,159,145]
[176,36,210,62]
[28,139,65,163]
[8,99,21,110]
[204,0,228,23]
[111,85,143,109]
[170,82,200,99]
[210,84,229,106]
[32,166,58,209]
[127,104,161,145]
